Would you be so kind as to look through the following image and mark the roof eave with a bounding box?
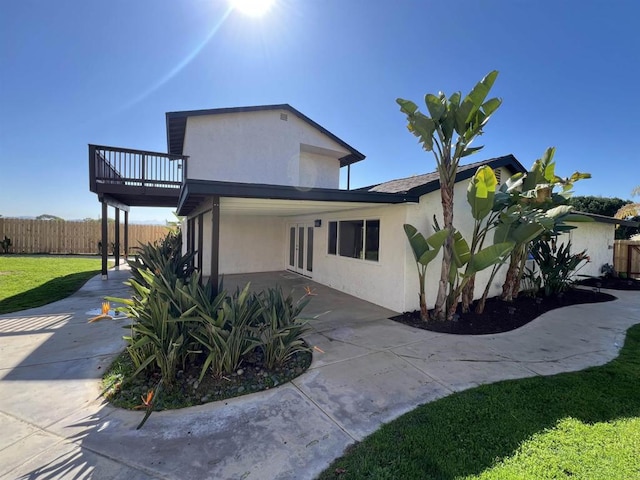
[177,179,416,216]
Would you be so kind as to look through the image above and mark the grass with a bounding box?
[319,323,640,480]
[0,255,109,314]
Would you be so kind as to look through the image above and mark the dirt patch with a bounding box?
[390,288,617,335]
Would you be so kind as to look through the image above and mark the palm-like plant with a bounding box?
[397,71,502,321]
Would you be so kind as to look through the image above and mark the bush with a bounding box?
[255,286,311,370]
[529,239,589,297]
[108,231,312,393]
[0,235,11,254]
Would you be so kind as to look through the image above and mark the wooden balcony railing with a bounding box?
[89,144,187,193]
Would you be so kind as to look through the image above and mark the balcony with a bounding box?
[89,144,187,207]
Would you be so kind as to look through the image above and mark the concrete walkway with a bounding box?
[0,270,638,480]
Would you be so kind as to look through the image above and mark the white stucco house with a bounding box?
[90,104,632,313]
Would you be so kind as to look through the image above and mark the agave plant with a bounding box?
[253,286,312,370]
[190,283,261,379]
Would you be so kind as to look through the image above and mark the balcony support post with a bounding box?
[101,200,108,280]
[124,210,129,262]
[210,196,220,295]
[114,208,120,270]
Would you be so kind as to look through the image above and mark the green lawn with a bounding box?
[319,324,640,480]
[0,255,107,314]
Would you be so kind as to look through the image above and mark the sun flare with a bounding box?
[229,0,275,17]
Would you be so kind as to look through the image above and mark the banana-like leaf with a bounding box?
[512,222,544,245]
[396,98,418,115]
[546,205,573,218]
[464,70,499,120]
[481,97,502,117]
[418,249,439,266]
[427,228,450,249]
[468,242,514,275]
[425,93,445,121]
[467,166,498,220]
[404,224,429,261]
[460,145,484,158]
[448,91,461,108]
[452,230,471,268]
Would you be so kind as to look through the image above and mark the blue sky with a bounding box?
[1,0,638,223]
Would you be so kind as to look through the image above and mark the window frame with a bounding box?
[327,218,380,262]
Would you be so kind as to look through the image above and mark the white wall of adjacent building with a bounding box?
[567,221,615,277]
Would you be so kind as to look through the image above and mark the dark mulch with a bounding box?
[104,349,312,411]
[577,276,640,291]
[390,288,617,335]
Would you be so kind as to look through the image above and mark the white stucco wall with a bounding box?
[286,204,409,313]
[218,214,285,275]
[567,221,615,277]
[182,109,350,188]
[299,151,340,188]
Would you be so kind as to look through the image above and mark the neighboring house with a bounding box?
[89,104,636,313]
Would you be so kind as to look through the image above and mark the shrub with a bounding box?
[108,231,312,392]
[254,286,312,370]
[1,236,11,254]
[128,230,195,288]
[191,283,261,379]
[529,239,589,297]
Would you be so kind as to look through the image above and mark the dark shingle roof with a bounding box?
[364,155,526,196]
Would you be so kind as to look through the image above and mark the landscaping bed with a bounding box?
[101,232,314,416]
[103,349,311,410]
[577,275,640,291]
[391,288,616,335]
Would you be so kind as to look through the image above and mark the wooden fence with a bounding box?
[613,240,640,279]
[0,218,170,255]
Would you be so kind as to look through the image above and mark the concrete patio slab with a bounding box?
[392,336,538,391]
[3,438,156,480]
[46,385,353,480]
[292,351,452,440]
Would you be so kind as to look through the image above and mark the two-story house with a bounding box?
[89,104,626,313]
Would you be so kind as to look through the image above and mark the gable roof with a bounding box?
[165,104,366,167]
[363,154,526,197]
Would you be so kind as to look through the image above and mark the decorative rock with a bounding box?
[237,368,244,376]
[237,386,245,393]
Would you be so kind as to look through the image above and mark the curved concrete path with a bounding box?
[0,269,638,480]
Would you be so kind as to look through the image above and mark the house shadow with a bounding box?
[0,271,102,315]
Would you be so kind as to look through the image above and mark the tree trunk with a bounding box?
[461,275,475,313]
[511,251,529,300]
[501,248,523,302]
[433,181,454,321]
[419,292,428,322]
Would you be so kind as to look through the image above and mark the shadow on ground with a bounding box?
[0,271,101,314]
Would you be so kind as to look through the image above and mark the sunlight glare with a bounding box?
[230,0,275,17]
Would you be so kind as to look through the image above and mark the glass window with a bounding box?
[307,227,314,272]
[328,221,337,255]
[339,220,364,259]
[328,219,379,262]
[365,220,380,261]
